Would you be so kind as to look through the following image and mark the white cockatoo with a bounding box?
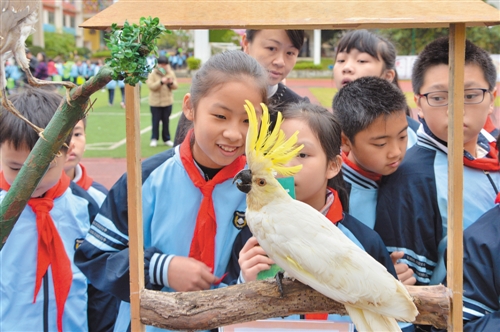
[233,101,418,332]
[0,0,75,136]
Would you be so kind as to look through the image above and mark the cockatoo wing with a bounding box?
[247,196,416,322]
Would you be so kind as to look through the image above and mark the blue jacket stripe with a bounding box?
[92,220,129,244]
[87,229,125,251]
[158,255,168,286]
[343,168,377,189]
[150,253,160,285]
[463,296,494,316]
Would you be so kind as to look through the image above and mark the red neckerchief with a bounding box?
[495,193,500,204]
[180,130,246,270]
[0,171,72,332]
[342,151,382,182]
[324,187,344,225]
[462,141,500,172]
[76,163,93,191]
[305,188,343,320]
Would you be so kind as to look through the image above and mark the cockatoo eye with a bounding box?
[257,178,266,186]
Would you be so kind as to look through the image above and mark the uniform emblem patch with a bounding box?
[75,238,84,250]
[233,211,246,229]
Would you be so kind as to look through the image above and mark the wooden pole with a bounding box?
[125,84,145,332]
[139,280,451,330]
[447,23,466,332]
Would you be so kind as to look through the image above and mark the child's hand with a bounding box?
[238,236,274,282]
[390,251,416,285]
[167,256,218,291]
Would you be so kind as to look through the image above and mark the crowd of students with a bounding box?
[0,29,498,332]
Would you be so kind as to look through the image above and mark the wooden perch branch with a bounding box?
[140,278,451,331]
[0,66,113,247]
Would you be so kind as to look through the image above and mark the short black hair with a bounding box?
[245,30,305,50]
[157,56,169,64]
[333,76,408,143]
[412,37,497,94]
[0,87,70,151]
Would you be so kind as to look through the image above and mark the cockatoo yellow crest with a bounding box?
[243,100,303,177]
[234,101,418,332]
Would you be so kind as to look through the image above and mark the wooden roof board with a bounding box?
[81,0,500,30]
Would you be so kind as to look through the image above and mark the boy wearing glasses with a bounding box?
[374,37,499,287]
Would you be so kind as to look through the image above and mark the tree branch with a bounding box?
[0,66,113,248]
[140,278,451,330]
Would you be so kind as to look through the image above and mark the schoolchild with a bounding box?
[173,29,309,146]
[0,87,117,332]
[64,118,108,206]
[333,77,415,287]
[225,102,398,324]
[460,138,500,331]
[332,29,421,148]
[431,137,500,332]
[374,37,500,287]
[74,50,268,332]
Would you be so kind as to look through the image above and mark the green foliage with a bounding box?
[105,16,168,86]
[209,30,240,46]
[293,62,323,70]
[186,57,201,70]
[76,47,92,58]
[44,32,77,59]
[157,30,191,51]
[92,50,112,58]
[378,26,500,55]
[27,45,45,57]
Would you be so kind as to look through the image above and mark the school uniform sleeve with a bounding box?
[68,183,120,331]
[87,284,119,332]
[75,150,177,302]
[374,146,443,285]
[461,206,500,331]
[223,226,253,285]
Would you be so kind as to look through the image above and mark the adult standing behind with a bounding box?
[146,56,178,147]
[173,29,309,146]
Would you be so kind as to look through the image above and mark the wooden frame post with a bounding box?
[125,84,145,332]
[447,23,466,332]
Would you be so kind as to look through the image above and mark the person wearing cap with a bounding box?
[145,56,178,147]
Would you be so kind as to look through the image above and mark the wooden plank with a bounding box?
[125,84,145,332]
[447,23,466,332]
[80,0,500,30]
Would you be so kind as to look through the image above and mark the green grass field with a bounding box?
[83,83,190,158]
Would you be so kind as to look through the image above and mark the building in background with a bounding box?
[82,0,114,51]
[32,0,113,51]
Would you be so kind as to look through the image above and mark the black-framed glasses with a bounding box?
[418,88,491,107]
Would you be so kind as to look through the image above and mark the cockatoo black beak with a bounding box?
[233,169,252,193]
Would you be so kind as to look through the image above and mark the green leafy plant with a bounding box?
[186,57,201,71]
[293,62,323,70]
[92,50,112,59]
[105,16,169,86]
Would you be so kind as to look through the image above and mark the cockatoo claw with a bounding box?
[275,271,285,298]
